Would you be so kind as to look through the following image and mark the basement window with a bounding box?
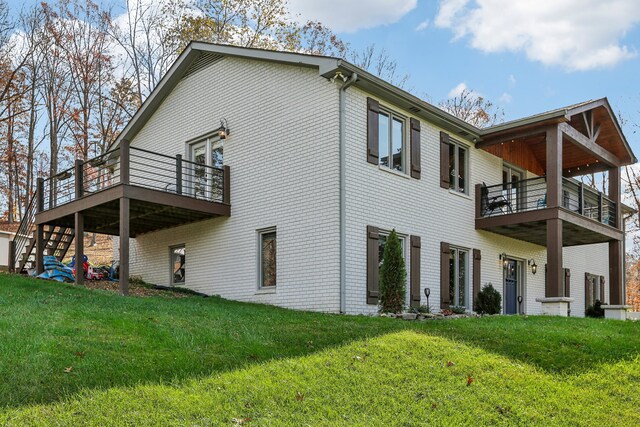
[258,228,277,288]
[171,245,185,286]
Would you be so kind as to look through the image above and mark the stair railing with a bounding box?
[10,188,38,273]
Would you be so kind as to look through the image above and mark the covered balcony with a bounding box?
[474,99,636,310]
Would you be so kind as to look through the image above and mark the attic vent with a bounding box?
[409,107,421,113]
[183,53,224,80]
[458,131,470,136]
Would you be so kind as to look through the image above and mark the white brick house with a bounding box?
[19,42,635,318]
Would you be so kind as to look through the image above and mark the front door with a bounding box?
[504,259,519,314]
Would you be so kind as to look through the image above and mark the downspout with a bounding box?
[335,71,357,314]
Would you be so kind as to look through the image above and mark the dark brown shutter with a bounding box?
[439,131,450,188]
[473,249,481,308]
[564,268,571,297]
[366,225,379,305]
[584,273,590,312]
[410,235,421,308]
[440,242,451,309]
[367,98,379,165]
[410,118,421,179]
[600,276,606,302]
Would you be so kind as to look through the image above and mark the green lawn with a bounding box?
[0,274,639,426]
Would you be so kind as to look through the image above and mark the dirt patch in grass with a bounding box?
[79,279,194,298]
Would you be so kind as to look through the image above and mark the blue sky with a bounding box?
[6,0,640,152]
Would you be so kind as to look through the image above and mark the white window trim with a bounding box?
[257,227,277,290]
[449,138,470,195]
[170,244,186,287]
[378,107,407,174]
[449,245,470,309]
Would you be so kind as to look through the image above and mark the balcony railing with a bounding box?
[478,177,617,227]
[39,143,229,212]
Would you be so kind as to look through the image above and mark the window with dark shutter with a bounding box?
[440,132,450,188]
[366,225,380,304]
[440,242,451,309]
[410,118,421,179]
[472,249,481,308]
[367,98,379,165]
[410,235,421,308]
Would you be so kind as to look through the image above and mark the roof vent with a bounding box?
[409,107,421,113]
[458,131,469,136]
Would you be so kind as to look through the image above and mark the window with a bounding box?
[377,231,405,272]
[449,247,468,307]
[585,273,602,309]
[170,245,185,286]
[449,140,468,193]
[378,110,405,172]
[259,229,277,288]
[188,133,224,201]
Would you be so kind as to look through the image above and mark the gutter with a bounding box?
[336,71,358,314]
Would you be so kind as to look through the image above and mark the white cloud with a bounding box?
[499,92,512,103]
[435,0,640,71]
[415,20,429,32]
[508,74,516,88]
[288,0,417,33]
[448,82,468,98]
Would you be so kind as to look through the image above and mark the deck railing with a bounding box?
[477,177,617,228]
[38,142,229,212]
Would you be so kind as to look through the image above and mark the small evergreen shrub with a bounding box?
[474,283,502,315]
[409,304,432,314]
[586,300,605,318]
[378,229,406,313]
[450,305,467,314]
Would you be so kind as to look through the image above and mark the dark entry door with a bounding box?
[505,260,518,314]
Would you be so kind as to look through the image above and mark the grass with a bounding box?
[0,274,639,425]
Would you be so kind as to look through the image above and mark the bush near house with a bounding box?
[378,229,406,313]
[474,283,502,315]
[0,274,639,426]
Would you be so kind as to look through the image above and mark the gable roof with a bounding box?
[110,42,636,165]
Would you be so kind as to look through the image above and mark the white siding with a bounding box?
[343,86,610,316]
[122,57,341,313]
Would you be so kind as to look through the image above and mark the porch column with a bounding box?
[545,126,563,291]
[119,197,130,296]
[35,178,45,275]
[74,212,84,285]
[536,126,571,316]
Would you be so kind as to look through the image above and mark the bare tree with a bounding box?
[439,88,504,128]
[348,44,410,89]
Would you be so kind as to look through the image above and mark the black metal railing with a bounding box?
[478,176,617,228]
[37,142,228,211]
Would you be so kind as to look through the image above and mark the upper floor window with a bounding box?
[379,110,405,173]
[449,140,468,193]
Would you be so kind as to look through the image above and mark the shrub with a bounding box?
[378,229,406,313]
[474,283,502,315]
[450,305,466,314]
[586,300,605,318]
[409,304,432,314]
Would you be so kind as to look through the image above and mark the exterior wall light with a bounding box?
[499,252,508,268]
[528,259,537,275]
[218,118,230,139]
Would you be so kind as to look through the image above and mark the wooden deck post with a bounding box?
[223,165,231,204]
[35,178,45,275]
[175,154,183,195]
[119,197,130,296]
[75,212,84,285]
[75,159,84,199]
[8,239,15,273]
[120,139,130,186]
[545,125,562,208]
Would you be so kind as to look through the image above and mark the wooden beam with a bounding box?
[546,218,564,298]
[559,122,621,167]
[546,126,563,208]
[75,213,84,285]
[476,128,547,149]
[119,197,130,296]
